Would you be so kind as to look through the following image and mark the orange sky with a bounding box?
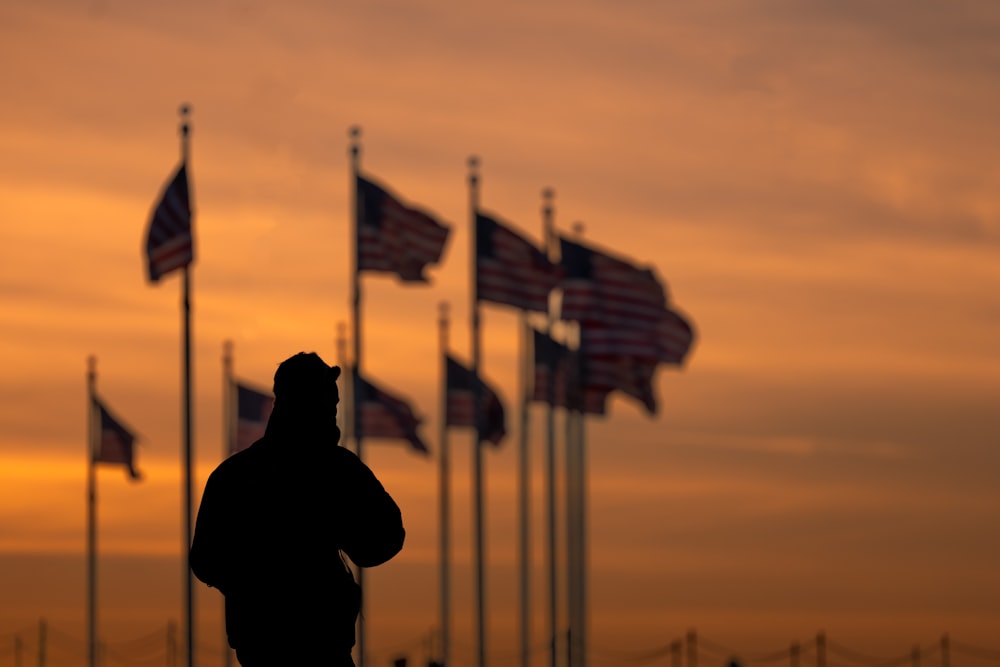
[2,1,999,666]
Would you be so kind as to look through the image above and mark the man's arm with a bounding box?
[190,468,233,593]
[336,449,405,568]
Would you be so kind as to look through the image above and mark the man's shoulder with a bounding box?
[208,441,361,482]
[330,444,361,463]
[321,445,373,482]
[208,440,265,480]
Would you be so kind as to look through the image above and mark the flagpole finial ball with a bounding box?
[467,156,480,186]
[349,126,361,159]
[178,104,191,138]
[543,188,555,201]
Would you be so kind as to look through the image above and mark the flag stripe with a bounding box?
[361,404,413,439]
[145,164,194,283]
[446,390,476,427]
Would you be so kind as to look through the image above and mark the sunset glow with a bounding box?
[2,2,999,666]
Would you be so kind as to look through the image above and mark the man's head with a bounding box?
[271,352,341,439]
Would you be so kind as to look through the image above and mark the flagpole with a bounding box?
[575,400,587,667]
[565,403,578,667]
[337,322,349,447]
[348,125,367,667]
[86,356,98,667]
[567,222,586,667]
[221,340,234,667]
[178,104,196,667]
[518,314,531,667]
[565,348,586,667]
[542,188,559,667]
[438,302,451,667]
[468,155,487,667]
[222,340,234,459]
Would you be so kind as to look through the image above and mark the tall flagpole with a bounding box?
[567,222,587,667]
[468,155,487,667]
[566,346,587,667]
[518,314,531,667]
[438,302,451,667]
[542,188,559,667]
[178,104,196,667]
[565,402,579,667]
[221,341,234,667]
[86,356,98,667]
[348,125,367,667]
[222,341,234,460]
[575,399,587,667]
[337,322,349,445]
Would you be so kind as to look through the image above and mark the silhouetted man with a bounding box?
[191,352,405,667]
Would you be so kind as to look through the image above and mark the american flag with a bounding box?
[356,372,429,454]
[144,163,194,283]
[231,380,273,455]
[559,236,666,343]
[531,328,608,415]
[92,396,141,480]
[445,355,506,446]
[356,174,450,282]
[476,212,560,313]
[558,236,696,415]
[559,236,695,365]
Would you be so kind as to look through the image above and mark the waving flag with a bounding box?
[356,174,450,283]
[445,355,507,446]
[558,236,696,415]
[357,372,429,454]
[92,397,141,480]
[559,237,667,341]
[232,381,273,454]
[144,163,194,283]
[476,212,559,312]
